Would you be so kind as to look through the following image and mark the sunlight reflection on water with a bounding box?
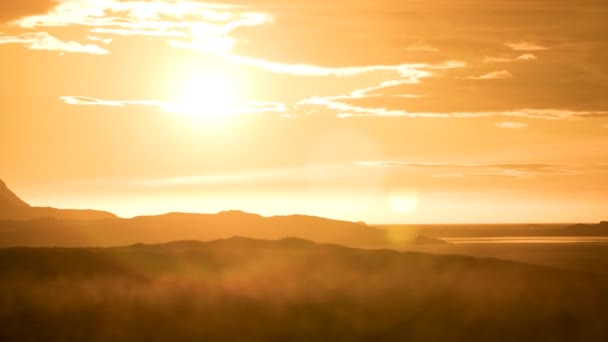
[443,237,608,244]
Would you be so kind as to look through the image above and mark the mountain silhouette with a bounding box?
[0,179,117,221]
[0,180,443,248]
[0,179,30,208]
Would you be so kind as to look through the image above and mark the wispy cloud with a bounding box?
[239,101,288,115]
[12,0,272,55]
[505,41,548,51]
[14,1,240,29]
[60,96,163,107]
[299,96,448,119]
[349,80,426,98]
[60,96,288,115]
[299,96,608,120]
[464,70,513,80]
[471,109,608,120]
[6,0,608,127]
[496,121,528,129]
[483,54,537,63]
[92,28,187,38]
[0,32,108,55]
[86,35,112,44]
[197,54,466,77]
[356,161,581,178]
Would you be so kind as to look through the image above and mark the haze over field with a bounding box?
[2,238,608,341]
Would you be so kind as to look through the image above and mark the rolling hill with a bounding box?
[0,237,606,341]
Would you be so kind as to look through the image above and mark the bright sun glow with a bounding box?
[166,70,238,118]
[389,193,419,215]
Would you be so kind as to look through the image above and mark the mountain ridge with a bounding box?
[0,179,30,208]
[0,179,117,221]
[0,179,444,248]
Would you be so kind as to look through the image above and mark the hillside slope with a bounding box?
[0,238,606,341]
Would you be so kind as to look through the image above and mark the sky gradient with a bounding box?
[1,0,607,223]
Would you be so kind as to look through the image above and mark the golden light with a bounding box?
[388,192,419,215]
[165,70,239,118]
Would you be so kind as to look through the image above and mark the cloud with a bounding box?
[69,91,597,123]
[299,96,448,118]
[6,0,608,119]
[198,54,465,77]
[86,35,112,44]
[356,161,581,178]
[505,41,548,51]
[239,101,288,115]
[92,28,187,38]
[516,53,538,61]
[464,109,608,120]
[0,32,109,55]
[483,54,537,63]
[349,80,427,98]
[299,94,608,120]
[464,70,513,80]
[14,1,243,29]
[496,121,528,129]
[11,0,272,55]
[60,96,163,107]
[60,96,288,115]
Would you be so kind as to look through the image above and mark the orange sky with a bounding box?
[1,0,607,223]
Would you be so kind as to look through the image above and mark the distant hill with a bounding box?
[0,180,443,248]
[0,211,444,248]
[561,222,608,235]
[0,238,606,341]
[0,179,117,221]
[379,222,608,238]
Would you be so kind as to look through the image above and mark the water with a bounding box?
[443,237,608,244]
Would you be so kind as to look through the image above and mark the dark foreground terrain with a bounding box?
[406,240,608,276]
[1,238,607,341]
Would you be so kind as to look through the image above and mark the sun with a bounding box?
[388,192,419,215]
[166,70,239,118]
